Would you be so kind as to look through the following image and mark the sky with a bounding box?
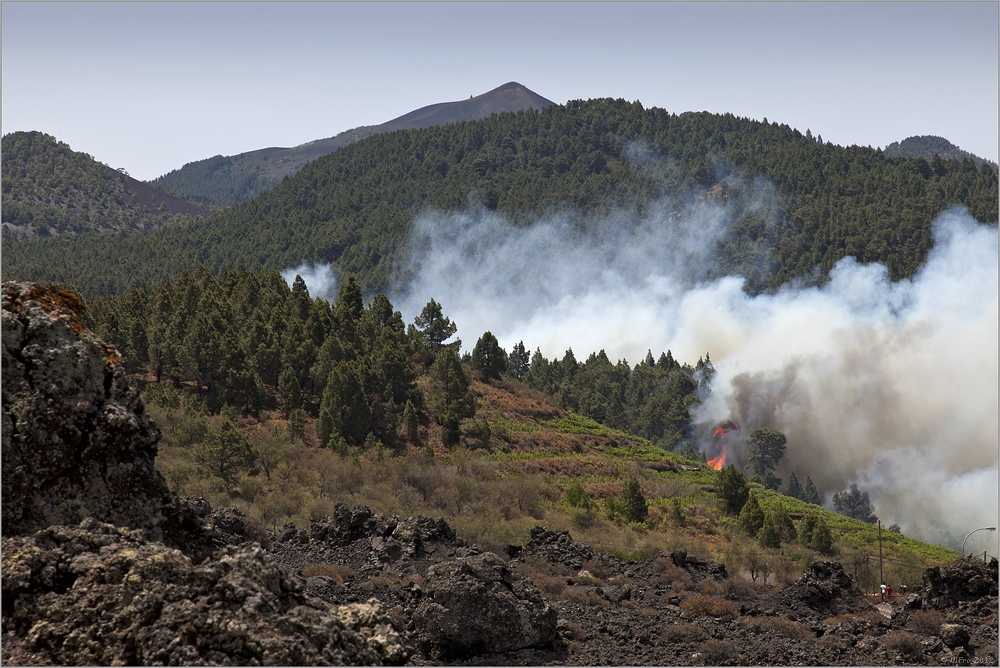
[3,1,997,182]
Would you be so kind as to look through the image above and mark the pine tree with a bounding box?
[810,517,835,555]
[758,512,783,548]
[784,470,804,501]
[739,492,765,535]
[195,419,257,482]
[287,407,306,443]
[318,361,371,448]
[716,465,750,515]
[772,503,797,541]
[471,331,508,380]
[803,476,821,505]
[277,366,302,416]
[414,298,458,352]
[428,348,475,416]
[745,427,786,489]
[564,480,592,509]
[832,483,878,524]
[798,514,818,546]
[403,399,420,444]
[619,475,648,522]
[508,340,530,380]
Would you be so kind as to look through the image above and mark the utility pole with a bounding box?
[878,520,883,588]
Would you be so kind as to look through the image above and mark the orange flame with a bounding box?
[708,422,738,470]
[707,448,727,470]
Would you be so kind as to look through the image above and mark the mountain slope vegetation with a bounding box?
[77,268,959,593]
[883,135,998,171]
[1,131,209,240]
[150,82,555,209]
[4,99,997,297]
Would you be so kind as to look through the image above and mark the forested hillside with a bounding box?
[1,131,209,240]
[5,99,997,297]
[150,82,553,209]
[84,265,708,451]
[883,135,998,171]
[77,267,963,588]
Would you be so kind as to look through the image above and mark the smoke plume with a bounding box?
[280,262,339,301]
[391,195,998,551]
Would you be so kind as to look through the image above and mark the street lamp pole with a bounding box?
[961,527,996,556]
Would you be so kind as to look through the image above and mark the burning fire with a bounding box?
[707,421,738,470]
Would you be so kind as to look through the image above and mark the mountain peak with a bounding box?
[379,82,555,132]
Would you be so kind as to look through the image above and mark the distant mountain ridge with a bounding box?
[1,131,210,241]
[883,135,997,170]
[151,82,555,209]
[6,99,996,300]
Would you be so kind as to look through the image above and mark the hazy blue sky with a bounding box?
[3,2,997,181]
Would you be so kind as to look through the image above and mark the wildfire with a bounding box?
[707,421,738,470]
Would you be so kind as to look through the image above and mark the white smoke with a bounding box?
[392,197,998,552]
[280,262,339,301]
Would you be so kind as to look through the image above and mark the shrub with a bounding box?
[300,563,355,585]
[883,630,924,663]
[743,616,814,641]
[697,639,740,666]
[195,418,257,482]
[580,557,610,580]
[466,419,492,445]
[695,578,722,596]
[721,576,759,601]
[680,595,740,620]
[564,480,593,508]
[663,622,707,643]
[909,609,943,636]
[652,557,696,591]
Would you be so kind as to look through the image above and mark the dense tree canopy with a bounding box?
[1,131,206,239]
[6,99,996,297]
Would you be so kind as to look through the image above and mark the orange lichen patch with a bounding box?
[3,282,86,328]
[2,282,121,371]
[99,342,122,371]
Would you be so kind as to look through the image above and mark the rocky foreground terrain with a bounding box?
[3,281,998,666]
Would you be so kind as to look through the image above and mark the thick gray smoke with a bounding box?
[392,198,998,552]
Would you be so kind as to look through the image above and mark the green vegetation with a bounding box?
[151,126,382,210]
[151,154,279,210]
[6,99,996,296]
[883,135,998,171]
[83,265,957,585]
[744,426,787,490]
[1,131,205,239]
[833,483,879,524]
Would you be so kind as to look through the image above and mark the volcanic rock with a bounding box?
[773,561,869,618]
[0,519,405,666]
[940,623,972,649]
[1,282,211,560]
[922,555,999,608]
[411,551,558,659]
[521,526,598,571]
